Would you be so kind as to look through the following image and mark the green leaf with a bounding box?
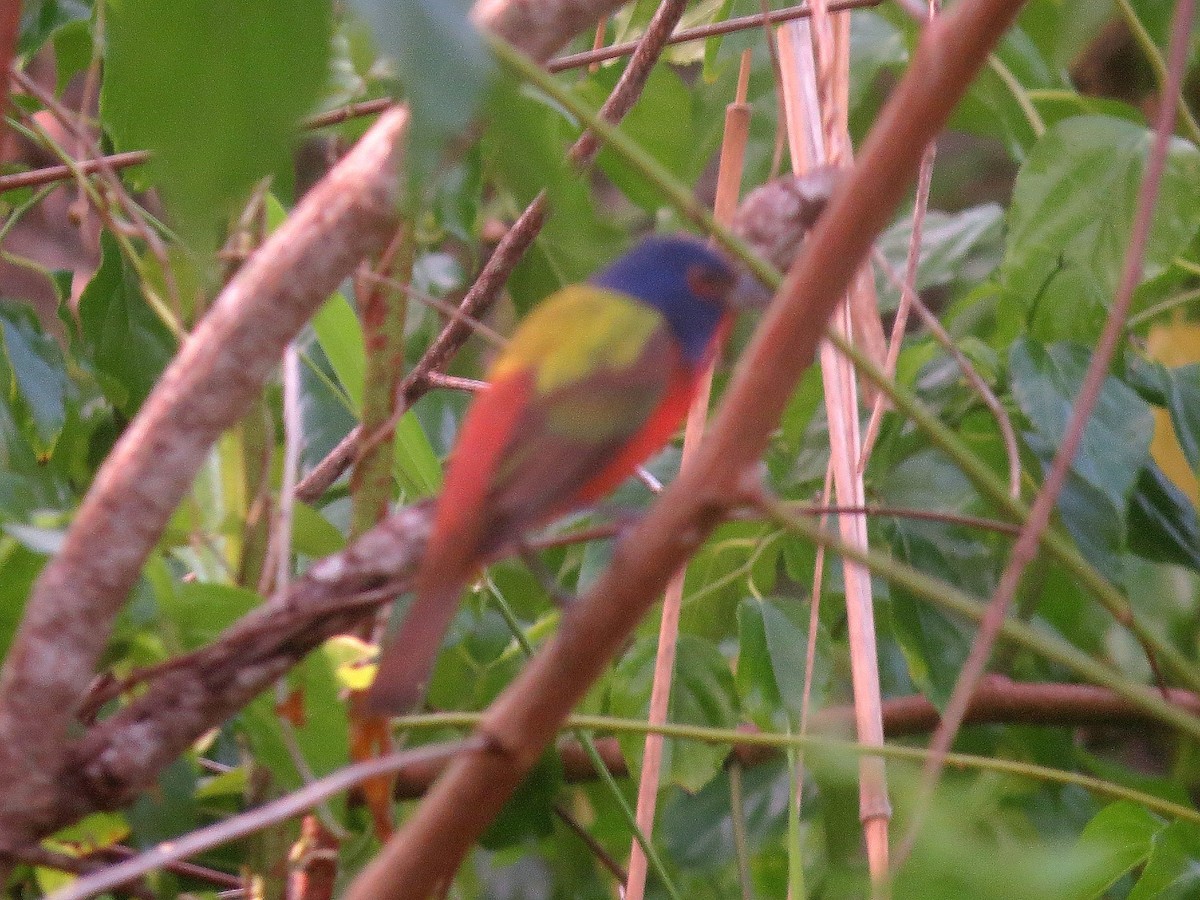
[951,25,1058,159]
[163,582,261,651]
[393,408,442,497]
[18,0,90,55]
[481,78,623,302]
[1001,116,1200,344]
[291,502,346,557]
[101,0,332,244]
[1072,801,1162,898]
[0,310,69,455]
[610,634,739,792]
[1009,339,1154,579]
[583,64,698,213]
[1127,463,1200,572]
[311,291,365,413]
[874,205,1004,312]
[1161,363,1200,474]
[350,0,492,178]
[480,750,561,850]
[736,598,828,730]
[660,759,790,872]
[1128,821,1200,900]
[78,233,176,415]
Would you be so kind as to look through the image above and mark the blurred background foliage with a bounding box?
[2,0,1200,896]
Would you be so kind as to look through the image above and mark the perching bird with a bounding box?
[365,234,747,713]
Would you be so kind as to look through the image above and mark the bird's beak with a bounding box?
[727,267,774,311]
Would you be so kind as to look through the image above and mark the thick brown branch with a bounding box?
[0,108,409,850]
[346,1,1028,894]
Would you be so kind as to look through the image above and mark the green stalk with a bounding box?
[396,712,1200,827]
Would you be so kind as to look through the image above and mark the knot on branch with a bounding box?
[732,166,842,272]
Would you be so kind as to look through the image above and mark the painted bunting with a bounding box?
[365,234,744,713]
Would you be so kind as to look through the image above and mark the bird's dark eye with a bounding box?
[686,264,735,303]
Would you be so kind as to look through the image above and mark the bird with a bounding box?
[365,234,748,714]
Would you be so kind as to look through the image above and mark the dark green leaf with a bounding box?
[611,634,738,792]
[1127,463,1200,571]
[1162,363,1200,474]
[736,598,828,730]
[101,0,332,244]
[874,205,1003,312]
[480,751,561,849]
[0,310,69,454]
[660,759,791,872]
[78,233,176,414]
[1010,339,1154,579]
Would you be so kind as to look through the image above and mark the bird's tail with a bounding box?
[363,579,465,715]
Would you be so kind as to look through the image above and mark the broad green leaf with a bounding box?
[0,544,45,659]
[736,598,828,730]
[393,408,442,496]
[1162,363,1200,474]
[164,582,261,651]
[239,651,349,818]
[78,233,176,414]
[0,311,68,454]
[611,634,739,792]
[1010,339,1154,579]
[582,64,699,213]
[1001,116,1200,344]
[101,0,332,244]
[481,77,623,303]
[660,759,791,872]
[1071,801,1162,899]
[951,25,1058,159]
[350,0,492,178]
[1128,821,1200,900]
[874,205,1004,312]
[38,810,131,893]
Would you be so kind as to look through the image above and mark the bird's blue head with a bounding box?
[592,234,738,365]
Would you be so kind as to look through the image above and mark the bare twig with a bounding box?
[901,0,1196,866]
[547,0,882,72]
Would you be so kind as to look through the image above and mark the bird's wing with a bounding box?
[477,287,679,553]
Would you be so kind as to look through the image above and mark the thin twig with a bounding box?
[547,0,883,72]
[900,0,1196,866]
[46,741,477,900]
